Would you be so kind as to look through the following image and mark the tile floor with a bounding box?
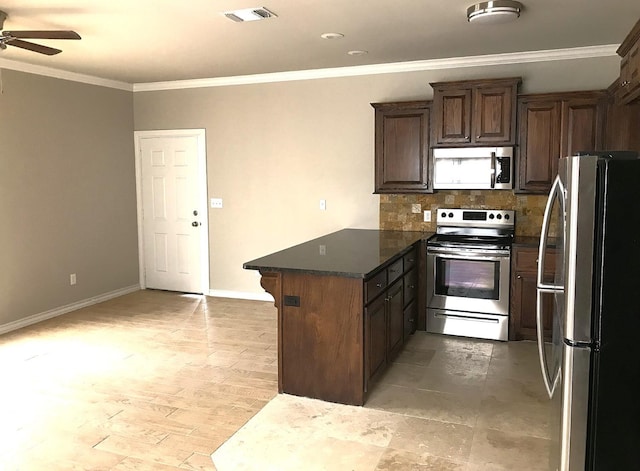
[0,290,551,470]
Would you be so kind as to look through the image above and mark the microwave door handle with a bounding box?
[490,152,496,189]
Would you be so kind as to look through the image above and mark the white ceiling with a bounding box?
[0,0,638,85]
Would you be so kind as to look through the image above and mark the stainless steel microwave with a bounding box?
[432,147,513,190]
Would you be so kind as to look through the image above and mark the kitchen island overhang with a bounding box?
[244,229,429,405]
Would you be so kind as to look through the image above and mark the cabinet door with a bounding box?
[473,85,516,144]
[619,41,640,104]
[561,97,606,158]
[365,295,387,386]
[516,99,561,193]
[403,299,417,340]
[374,104,430,193]
[510,271,553,341]
[386,281,404,359]
[433,88,472,145]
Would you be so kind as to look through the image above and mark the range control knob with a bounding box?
[497,214,502,220]
[505,214,510,220]
[489,214,495,219]
[441,212,446,218]
[448,212,454,218]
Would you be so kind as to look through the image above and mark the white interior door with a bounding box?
[135,130,209,294]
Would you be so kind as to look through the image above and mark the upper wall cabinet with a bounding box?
[616,18,640,105]
[516,91,607,194]
[430,77,521,146]
[371,101,431,194]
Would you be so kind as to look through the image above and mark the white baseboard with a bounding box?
[0,284,141,336]
[208,289,274,302]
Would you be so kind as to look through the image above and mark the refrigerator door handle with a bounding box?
[537,174,565,292]
[536,174,565,398]
[536,288,561,398]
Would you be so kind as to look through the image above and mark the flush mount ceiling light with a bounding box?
[467,1,523,24]
[223,7,277,22]
[347,50,368,56]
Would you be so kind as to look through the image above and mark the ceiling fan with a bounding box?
[0,10,80,56]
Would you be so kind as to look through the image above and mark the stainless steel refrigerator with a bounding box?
[536,151,640,470]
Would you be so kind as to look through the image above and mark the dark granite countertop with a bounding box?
[244,229,430,279]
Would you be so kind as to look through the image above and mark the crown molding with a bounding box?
[133,44,619,92]
[0,58,133,91]
[0,44,618,93]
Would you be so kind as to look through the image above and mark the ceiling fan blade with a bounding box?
[2,30,81,40]
[8,39,61,55]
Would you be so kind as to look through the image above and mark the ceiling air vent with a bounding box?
[223,7,277,22]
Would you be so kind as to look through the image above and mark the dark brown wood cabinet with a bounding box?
[364,244,419,389]
[516,91,607,193]
[605,81,640,153]
[371,101,431,193]
[431,77,520,146]
[365,294,387,381]
[617,18,640,105]
[510,246,556,341]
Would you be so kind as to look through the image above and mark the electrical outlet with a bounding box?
[319,199,327,211]
[411,203,422,214]
[319,244,326,255]
[210,198,223,209]
[70,273,77,285]
[423,210,432,222]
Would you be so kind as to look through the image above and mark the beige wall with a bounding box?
[134,56,619,297]
[0,70,139,326]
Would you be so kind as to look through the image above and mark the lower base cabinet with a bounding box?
[510,246,555,341]
[365,295,387,382]
[258,241,421,406]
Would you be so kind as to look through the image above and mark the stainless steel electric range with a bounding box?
[426,208,515,341]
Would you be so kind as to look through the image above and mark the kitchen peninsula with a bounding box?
[244,229,427,405]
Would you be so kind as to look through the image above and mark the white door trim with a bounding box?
[133,129,210,293]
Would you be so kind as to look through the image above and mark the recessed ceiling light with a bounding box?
[223,7,277,22]
[467,1,523,24]
[347,50,368,56]
[320,32,345,40]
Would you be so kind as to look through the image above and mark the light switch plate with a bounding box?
[210,198,223,209]
[423,210,431,222]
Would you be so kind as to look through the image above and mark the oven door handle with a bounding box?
[428,252,507,263]
[427,246,510,257]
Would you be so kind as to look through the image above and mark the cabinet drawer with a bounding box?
[365,270,387,304]
[403,269,418,306]
[387,258,404,285]
[514,247,556,273]
[403,248,418,272]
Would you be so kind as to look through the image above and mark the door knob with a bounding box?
[192,221,199,227]
[193,210,198,216]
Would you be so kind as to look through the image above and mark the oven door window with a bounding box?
[435,257,500,300]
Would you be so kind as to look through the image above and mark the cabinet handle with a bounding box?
[465,136,469,139]
[409,284,415,289]
[407,258,415,263]
[517,275,522,279]
[376,283,383,288]
[476,135,481,139]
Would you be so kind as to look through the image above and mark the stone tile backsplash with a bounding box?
[380,191,548,237]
